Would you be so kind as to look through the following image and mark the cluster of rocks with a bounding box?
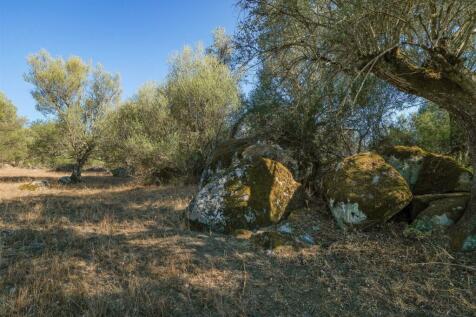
[324,146,474,251]
[187,141,475,251]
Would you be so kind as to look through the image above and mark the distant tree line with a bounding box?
[0,25,467,182]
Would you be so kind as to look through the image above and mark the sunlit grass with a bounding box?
[0,167,474,316]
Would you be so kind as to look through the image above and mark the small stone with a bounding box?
[277,223,292,234]
[299,234,315,245]
[31,180,50,187]
[233,229,253,240]
[58,176,72,185]
[462,235,476,251]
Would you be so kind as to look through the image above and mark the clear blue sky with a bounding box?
[0,0,240,122]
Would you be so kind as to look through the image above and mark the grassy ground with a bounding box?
[0,167,474,316]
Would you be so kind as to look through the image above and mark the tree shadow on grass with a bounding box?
[0,184,196,227]
[0,221,285,315]
[0,174,134,189]
[0,182,474,316]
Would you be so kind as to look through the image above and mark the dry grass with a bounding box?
[0,167,474,316]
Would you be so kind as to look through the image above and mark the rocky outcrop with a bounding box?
[324,152,413,228]
[200,140,297,186]
[381,146,472,195]
[409,193,469,233]
[188,158,301,233]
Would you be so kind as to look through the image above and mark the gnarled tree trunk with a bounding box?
[371,48,476,251]
[449,127,476,251]
[70,157,86,183]
[70,147,93,183]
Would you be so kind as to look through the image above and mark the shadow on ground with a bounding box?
[0,174,132,189]
[0,176,475,316]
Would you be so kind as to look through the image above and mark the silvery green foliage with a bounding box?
[25,50,121,180]
[0,92,27,164]
[101,46,242,180]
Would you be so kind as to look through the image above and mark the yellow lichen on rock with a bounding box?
[325,152,412,228]
[188,157,302,233]
[382,145,472,194]
[223,158,301,231]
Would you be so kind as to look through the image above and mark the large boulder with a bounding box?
[188,158,301,233]
[381,146,472,195]
[325,152,413,228]
[200,139,297,186]
[409,193,469,233]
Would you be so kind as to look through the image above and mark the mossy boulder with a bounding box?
[450,219,476,252]
[188,158,301,233]
[324,152,412,228]
[381,146,472,195]
[200,139,297,186]
[409,193,469,233]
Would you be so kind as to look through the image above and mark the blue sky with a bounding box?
[0,0,240,122]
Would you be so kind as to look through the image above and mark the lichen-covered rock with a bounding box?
[450,219,476,252]
[381,146,472,194]
[409,193,469,233]
[188,158,301,233]
[324,152,412,228]
[58,176,72,185]
[19,180,50,191]
[461,233,476,251]
[200,139,297,186]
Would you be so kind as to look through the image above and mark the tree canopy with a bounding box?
[25,50,121,181]
[0,92,27,164]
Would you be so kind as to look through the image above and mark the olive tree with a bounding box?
[25,50,121,182]
[100,82,181,181]
[100,46,241,183]
[27,120,64,167]
[237,0,476,250]
[166,46,241,176]
[0,92,27,164]
[207,27,234,66]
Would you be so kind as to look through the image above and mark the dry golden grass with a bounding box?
[0,167,474,316]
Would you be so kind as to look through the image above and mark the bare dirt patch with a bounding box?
[0,167,474,316]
